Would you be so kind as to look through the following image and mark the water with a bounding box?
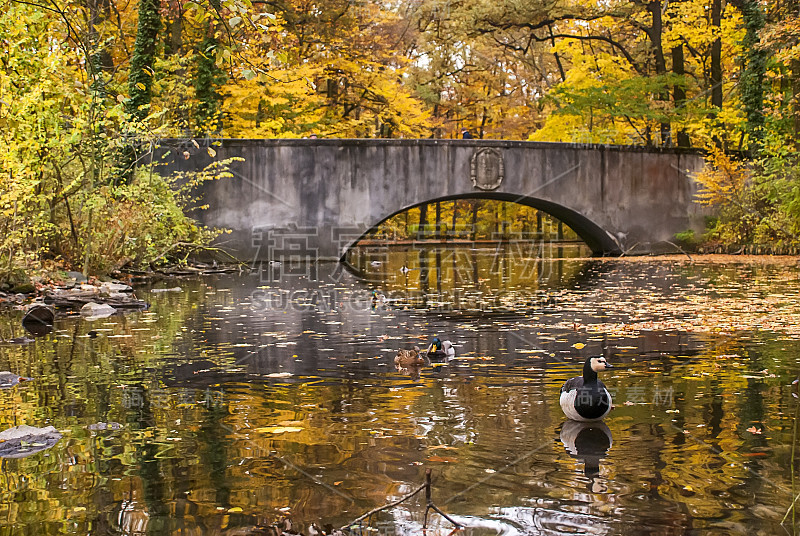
[0,245,799,535]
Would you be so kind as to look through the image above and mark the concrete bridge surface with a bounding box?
[156,138,707,261]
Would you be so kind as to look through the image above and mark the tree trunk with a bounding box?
[418,203,428,240]
[164,14,183,55]
[194,35,226,132]
[451,200,458,239]
[793,58,800,145]
[471,201,478,241]
[548,25,567,83]
[435,201,442,239]
[671,44,691,147]
[710,0,723,110]
[646,0,671,146]
[732,0,767,151]
[710,0,724,147]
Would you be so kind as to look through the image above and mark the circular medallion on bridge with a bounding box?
[470,148,504,190]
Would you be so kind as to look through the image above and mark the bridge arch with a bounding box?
[342,192,621,260]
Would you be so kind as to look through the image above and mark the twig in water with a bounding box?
[782,380,800,527]
[661,240,694,261]
[339,469,462,533]
[422,469,462,530]
[339,483,427,531]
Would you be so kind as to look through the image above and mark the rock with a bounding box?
[45,288,147,310]
[65,271,88,282]
[22,305,55,337]
[5,269,30,288]
[100,282,132,294]
[10,282,35,294]
[0,425,62,459]
[80,302,116,318]
[151,287,182,293]
[87,422,123,431]
[23,304,55,325]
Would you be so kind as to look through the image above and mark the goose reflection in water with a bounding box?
[560,420,613,493]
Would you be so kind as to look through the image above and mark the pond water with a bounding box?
[1,245,799,535]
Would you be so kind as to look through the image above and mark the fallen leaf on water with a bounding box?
[572,342,585,349]
[746,426,762,435]
[427,455,458,463]
[278,420,304,427]
[429,445,458,451]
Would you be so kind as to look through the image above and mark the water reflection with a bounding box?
[0,252,796,534]
[560,420,613,492]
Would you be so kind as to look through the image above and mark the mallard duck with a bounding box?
[394,346,426,368]
[560,356,613,421]
[0,372,32,389]
[425,336,455,360]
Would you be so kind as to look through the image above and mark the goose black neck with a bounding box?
[583,359,598,384]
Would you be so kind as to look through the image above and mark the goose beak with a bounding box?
[604,363,613,369]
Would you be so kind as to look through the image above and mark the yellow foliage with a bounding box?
[695,148,750,208]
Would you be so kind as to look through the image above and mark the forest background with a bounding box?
[1,0,799,283]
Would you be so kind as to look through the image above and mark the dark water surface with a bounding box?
[1,245,799,535]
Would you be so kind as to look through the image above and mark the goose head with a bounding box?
[588,356,612,372]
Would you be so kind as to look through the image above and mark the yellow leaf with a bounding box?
[207,147,217,157]
[136,82,146,91]
[572,342,585,349]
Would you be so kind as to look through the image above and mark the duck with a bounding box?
[0,372,32,389]
[560,356,613,422]
[394,346,426,368]
[371,290,385,305]
[425,336,455,360]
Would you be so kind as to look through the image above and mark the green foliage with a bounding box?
[674,230,697,249]
[738,0,768,150]
[696,147,800,249]
[194,36,227,133]
[126,0,162,120]
[0,0,233,282]
[67,160,234,273]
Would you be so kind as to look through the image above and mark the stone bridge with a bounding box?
[156,138,707,261]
